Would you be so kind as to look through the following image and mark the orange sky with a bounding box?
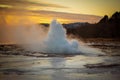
[0,10,101,24]
[0,0,119,23]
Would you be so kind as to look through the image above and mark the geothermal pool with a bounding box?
[0,42,120,80]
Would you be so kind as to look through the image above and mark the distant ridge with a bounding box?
[66,11,120,38]
[99,11,120,23]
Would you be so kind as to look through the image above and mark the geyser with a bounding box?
[24,19,103,55]
[13,19,104,55]
[44,19,80,53]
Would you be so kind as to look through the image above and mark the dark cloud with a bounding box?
[0,0,68,9]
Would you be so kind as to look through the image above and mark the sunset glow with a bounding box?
[0,0,119,23]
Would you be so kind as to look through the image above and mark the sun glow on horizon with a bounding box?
[0,0,119,23]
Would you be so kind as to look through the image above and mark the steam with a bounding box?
[18,19,103,55]
[0,18,104,55]
[44,19,80,53]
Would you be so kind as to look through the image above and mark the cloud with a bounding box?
[0,0,68,10]
[0,0,101,23]
[31,10,102,23]
[0,6,101,23]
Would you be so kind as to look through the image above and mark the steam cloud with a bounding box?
[0,19,104,55]
[19,19,103,55]
[44,19,79,53]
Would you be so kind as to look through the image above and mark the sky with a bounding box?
[0,0,120,23]
[0,0,119,44]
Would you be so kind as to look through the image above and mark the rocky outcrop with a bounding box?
[99,11,120,24]
[99,15,108,23]
[109,12,120,23]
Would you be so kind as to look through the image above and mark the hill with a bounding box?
[66,11,120,38]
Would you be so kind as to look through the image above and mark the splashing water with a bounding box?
[12,19,104,55]
[23,19,104,55]
[44,19,80,53]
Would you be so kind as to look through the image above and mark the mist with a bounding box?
[0,18,104,55]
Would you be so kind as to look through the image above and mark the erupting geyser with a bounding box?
[16,19,104,55]
[45,19,80,53]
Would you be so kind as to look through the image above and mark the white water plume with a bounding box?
[19,19,104,55]
[0,18,104,55]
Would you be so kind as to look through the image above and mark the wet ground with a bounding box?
[0,41,120,80]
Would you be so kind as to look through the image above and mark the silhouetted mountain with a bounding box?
[66,11,120,38]
[40,22,89,28]
[99,15,108,23]
[63,22,89,28]
[109,11,120,23]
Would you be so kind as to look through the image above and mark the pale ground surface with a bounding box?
[0,41,120,80]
